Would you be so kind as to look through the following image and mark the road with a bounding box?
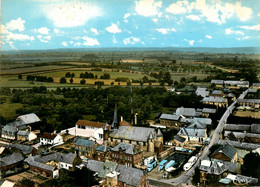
[155,89,248,186]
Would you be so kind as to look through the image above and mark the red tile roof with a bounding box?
[76,120,106,128]
[40,132,56,140]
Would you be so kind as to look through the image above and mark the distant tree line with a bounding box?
[26,75,54,82]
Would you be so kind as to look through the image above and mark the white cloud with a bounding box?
[198,39,203,43]
[123,36,141,45]
[53,28,64,34]
[135,0,162,17]
[62,41,68,47]
[205,35,212,39]
[112,35,118,44]
[240,24,260,31]
[90,28,99,35]
[156,28,176,34]
[0,25,8,34]
[166,0,252,24]
[74,42,81,47]
[152,18,158,23]
[237,36,250,40]
[225,28,244,35]
[42,1,102,28]
[166,1,194,15]
[6,18,25,32]
[69,41,74,44]
[124,13,131,19]
[186,15,201,21]
[6,33,34,41]
[258,13,260,17]
[82,36,100,46]
[184,39,194,46]
[106,23,122,33]
[36,27,50,35]
[37,35,51,43]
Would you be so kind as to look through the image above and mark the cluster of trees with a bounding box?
[150,71,173,85]
[26,75,54,82]
[100,73,111,79]
[65,72,75,78]
[7,86,202,133]
[80,72,95,79]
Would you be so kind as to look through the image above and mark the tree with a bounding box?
[60,77,67,83]
[71,73,75,78]
[18,74,22,79]
[242,152,260,178]
[142,76,149,83]
[80,79,86,84]
[70,78,74,84]
[65,72,71,78]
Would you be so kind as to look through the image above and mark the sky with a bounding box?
[0,0,260,50]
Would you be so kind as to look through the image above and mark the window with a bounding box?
[143,142,146,146]
[99,134,103,139]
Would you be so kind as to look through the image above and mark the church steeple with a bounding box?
[111,105,118,129]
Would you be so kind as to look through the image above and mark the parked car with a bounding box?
[183,156,197,171]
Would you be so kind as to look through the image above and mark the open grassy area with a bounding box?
[0,100,23,121]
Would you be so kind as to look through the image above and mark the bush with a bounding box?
[60,77,67,83]
[80,79,86,84]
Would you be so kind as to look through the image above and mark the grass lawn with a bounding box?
[0,101,23,121]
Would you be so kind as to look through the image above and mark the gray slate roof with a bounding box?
[60,152,77,164]
[116,165,144,187]
[17,130,30,136]
[95,145,111,153]
[196,87,209,97]
[175,108,197,117]
[211,80,224,85]
[224,124,251,132]
[217,140,260,150]
[180,117,212,125]
[0,152,24,166]
[11,143,34,155]
[212,90,223,95]
[237,99,260,104]
[85,159,104,173]
[17,113,40,125]
[211,144,237,160]
[252,83,260,87]
[74,137,95,148]
[174,135,186,143]
[187,121,207,129]
[202,96,227,103]
[251,124,260,133]
[160,113,180,121]
[224,131,260,139]
[202,108,216,114]
[109,126,155,142]
[111,143,138,155]
[178,128,206,138]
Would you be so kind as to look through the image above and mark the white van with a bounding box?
[183,156,197,171]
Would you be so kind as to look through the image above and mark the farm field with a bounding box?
[0,100,23,121]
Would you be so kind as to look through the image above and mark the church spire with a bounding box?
[111,104,118,129]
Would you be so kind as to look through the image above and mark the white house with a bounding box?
[40,132,63,146]
[17,130,37,141]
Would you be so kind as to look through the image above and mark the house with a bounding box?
[1,120,27,140]
[16,113,40,125]
[0,152,24,172]
[237,99,260,109]
[202,96,228,107]
[94,145,111,161]
[210,90,224,97]
[40,132,63,146]
[210,144,237,162]
[73,137,97,158]
[58,152,82,170]
[159,113,180,127]
[85,160,148,187]
[173,135,186,147]
[196,87,210,98]
[224,80,249,89]
[108,126,163,153]
[180,117,212,126]
[211,80,224,88]
[110,142,142,167]
[177,127,207,143]
[252,83,260,89]
[11,143,37,156]
[201,108,216,118]
[175,107,198,118]
[25,152,81,178]
[17,130,37,141]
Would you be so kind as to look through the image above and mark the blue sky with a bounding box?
[1,0,259,50]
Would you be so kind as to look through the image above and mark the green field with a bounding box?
[0,101,23,121]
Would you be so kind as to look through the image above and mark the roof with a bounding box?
[116,165,144,187]
[40,132,56,140]
[211,80,224,84]
[157,128,163,137]
[98,161,118,178]
[160,113,180,121]
[202,96,227,103]
[178,127,206,138]
[175,107,197,117]
[25,155,54,171]
[109,126,155,142]
[212,90,223,95]
[17,130,30,136]
[196,87,209,97]
[86,159,104,173]
[95,145,111,153]
[174,135,186,143]
[224,124,251,132]
[17,113,40,125]
[252,83,260,87]
[237,99,260,104]
[202,108,216,114]
[119,120,131,126]
[60,152,77,164]
[11,143,34,155]
[0,152,24,166]
[74,137,95,148]
[224,131,260,139]
[76,120,105,128]
[111,142,138,155]
[211,144,237,160]
[218,140,260,150]
[251,124,260,133]
[187,121,207,129]
[180,117,212,125]
[248,88,257,93]
[226,93,235,97]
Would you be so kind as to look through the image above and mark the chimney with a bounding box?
[121,116,123,122]
[134,113,138,125]
[53,130,57,135]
